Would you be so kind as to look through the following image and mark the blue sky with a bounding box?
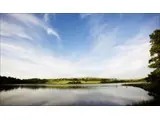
[0,13,160,79]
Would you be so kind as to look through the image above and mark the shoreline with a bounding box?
[123,82,160,106]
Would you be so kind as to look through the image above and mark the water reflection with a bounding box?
[0,84,153,106]
[0,84,91,92]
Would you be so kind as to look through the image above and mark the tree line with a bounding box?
[0,76,145,85]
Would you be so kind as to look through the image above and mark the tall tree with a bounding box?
[148,29,160,82]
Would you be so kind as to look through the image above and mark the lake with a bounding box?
[0,83,153,106]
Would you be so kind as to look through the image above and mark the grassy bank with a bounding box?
[46,79,100,84]
[0,76,146,85]
[123,82,160,106]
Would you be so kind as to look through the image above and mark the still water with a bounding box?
[0,84,153,106]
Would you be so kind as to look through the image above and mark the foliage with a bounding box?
[148,29,160,83]
[0,76,47,84]
[0,76,145,85]
[67,81,82,84]
[100,79,111,83]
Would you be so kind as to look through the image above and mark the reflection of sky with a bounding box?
[0,85,153,106]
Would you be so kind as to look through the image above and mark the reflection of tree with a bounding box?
[0,85,47,92]
[0,85,19,92]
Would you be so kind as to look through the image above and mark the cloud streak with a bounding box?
[80,13,92,19]
[8,13,61,40]
[43,13,49,22]
[0,14,159,79]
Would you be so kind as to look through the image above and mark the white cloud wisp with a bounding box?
[0,14,158,79]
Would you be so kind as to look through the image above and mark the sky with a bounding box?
[0,13,160,79]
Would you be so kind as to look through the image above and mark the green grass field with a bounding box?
[46,80,101,84]
[45,79,146,85]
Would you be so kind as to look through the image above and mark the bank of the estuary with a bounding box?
[0,76,145,85]
[123,82,160,105]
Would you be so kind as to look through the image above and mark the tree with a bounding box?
[148,29,160,83]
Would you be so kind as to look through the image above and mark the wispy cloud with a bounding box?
[0,14,64,78]
[43,13,49,22]
[0,14,159,79]
[76,14,159,79]
[43,13,56,23]
[8,13,61,40]
[80,13,92,19]
[0,20,33,41]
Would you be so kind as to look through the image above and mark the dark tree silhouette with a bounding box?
[148,29,160,83]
